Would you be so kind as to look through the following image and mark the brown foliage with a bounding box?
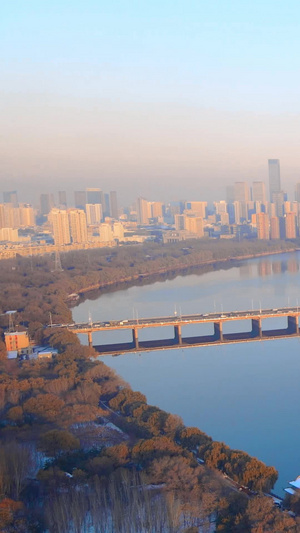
[65,381,102,406]
[59,403,105,427]
[39,430,80,458]
[109,388,147,413]
[148,455,200,493]
[23,393,65,422]
[0,498,23,529]
[132,436,183,464]
[7,406,24,423]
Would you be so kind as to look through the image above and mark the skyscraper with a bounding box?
[86,188,103,205]
[3,191,18,207]
[295,183,300,203]
[109,191,118,219]
[48,209,71,245]
[233,182,249,220]
[233,182,249,203]
[252,182,266,204]
[40,193,54,215]
[74,191,86,210]
[58,191,67,208]
[268,159,281,201]
[86,204,102,225]
[68,209,88,244]
[270,217,280,239]
[226,186,234,204]
[272,190,285,218]
[285,212,296,239]
[256,213,269,240]
[184,201,207,218]
[137,197,150,225]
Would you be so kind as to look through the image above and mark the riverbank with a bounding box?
[74,245,300,302]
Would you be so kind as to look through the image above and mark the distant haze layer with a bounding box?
[2,1,300,204]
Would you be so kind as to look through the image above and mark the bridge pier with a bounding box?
[174,324,182,345]
[288,316,298,334]
[87,331,93,347]
[251,318,262,338]
[132,328,139,349]
[214,321,223,342]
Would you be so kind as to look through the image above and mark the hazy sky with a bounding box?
[2,1,300,205]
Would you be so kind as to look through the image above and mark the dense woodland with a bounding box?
[0,239,299,531]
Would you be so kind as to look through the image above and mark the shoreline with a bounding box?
[73,246,300,301]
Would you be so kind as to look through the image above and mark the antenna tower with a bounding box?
[6,310,17,332]
[52,249,64,272]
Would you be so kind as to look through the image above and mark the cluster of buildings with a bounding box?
[4,328,57,360]
[1,160,300,256]
[138,160,300,242]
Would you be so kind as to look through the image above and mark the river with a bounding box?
[72,251,300,495]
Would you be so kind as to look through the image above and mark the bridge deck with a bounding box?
[61,306,300,333]
[50,307,300,356]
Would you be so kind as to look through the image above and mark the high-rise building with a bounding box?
[256,213,269,240]
[226,186,234,204]
[234,183,249,219]
[254,201,263,214]
[2,204,15,227]
[137,197,150,225]
[151,201,164,220]
[99,223,114,242]
[112,222,124,240]
[0,205,4,229]
[270,217,280,239]
[174,214,185,230]
[68,209,88,244]
[48,209,71,245]
[234,182,249,203]
[272,190,285,218]
[74,191,86,210]
[58,191,67,208]
[214,201,227,215]
[285,212,296,239]
[185,201,207,218]
[233,201,241,224]
[268,159,281,201]
[3,191,18,207]
[104,193,110,217]
[220,212,229,225]
[109,191,118,219]
[86,188,103,205]
[19,204,35,227]
[40,193,54,215]
[185,216,204,237]
[295,183,300,203]
[86,204,102,225]
[0,228,19,242]
[252,182,266,204]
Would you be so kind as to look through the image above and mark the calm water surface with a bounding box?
[72,251,300,495]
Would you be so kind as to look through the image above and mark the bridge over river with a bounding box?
[52,306,300,356]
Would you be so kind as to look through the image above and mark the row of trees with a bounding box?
[108,388,278,493]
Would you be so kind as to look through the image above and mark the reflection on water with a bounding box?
[242,256,299,279]
[72,251,300,495]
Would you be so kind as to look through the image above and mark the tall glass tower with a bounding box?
[268,159,281,201]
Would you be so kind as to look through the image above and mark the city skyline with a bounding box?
[2,159,300,210]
